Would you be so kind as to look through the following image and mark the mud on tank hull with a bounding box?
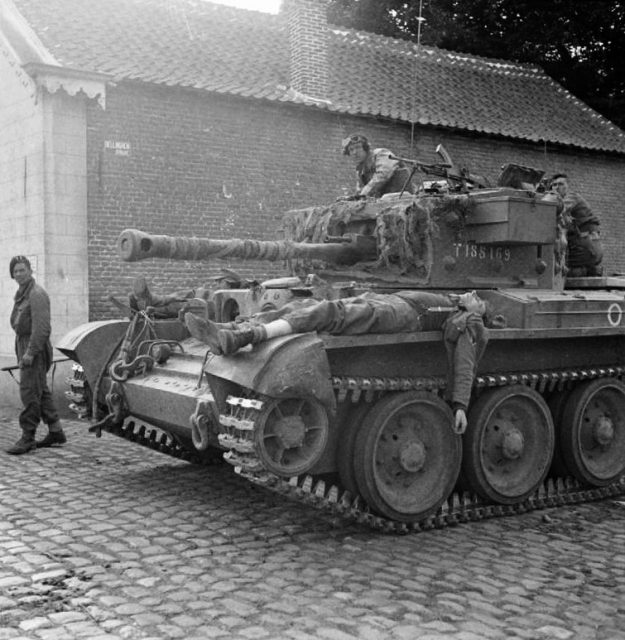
[57,285,625,531]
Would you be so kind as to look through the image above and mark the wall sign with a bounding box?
[104,140,131,156]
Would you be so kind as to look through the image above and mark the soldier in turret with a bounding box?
[342,134,415,198]
[550,173,603,277]
[186,290,497,433]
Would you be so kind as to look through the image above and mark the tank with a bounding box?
[57,164,625,532]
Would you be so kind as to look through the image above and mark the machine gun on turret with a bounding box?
[392,144,491,193]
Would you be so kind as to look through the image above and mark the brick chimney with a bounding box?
[281,0,330,101]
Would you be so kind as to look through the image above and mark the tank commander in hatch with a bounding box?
[550,173,603,277]
[341,134,415,199]
[185,290,502,434]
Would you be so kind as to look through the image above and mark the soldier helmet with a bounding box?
[341,134,370,155]
[9,255,31,278]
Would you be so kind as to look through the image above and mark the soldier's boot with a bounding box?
[129,276,152,311]
[132,276,152,303]
[6,433,36,455]
[184,313,239,354]
[218,325,267,355]
[218,319,293,355]
[36,422,67,448]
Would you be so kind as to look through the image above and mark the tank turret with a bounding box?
[118,188,561,291]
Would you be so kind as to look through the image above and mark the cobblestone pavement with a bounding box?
[1,414,625,640]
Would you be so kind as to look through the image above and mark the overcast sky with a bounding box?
[209,0,281,13]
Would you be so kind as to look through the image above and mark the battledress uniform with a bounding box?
[10,277,61,442]
[442,309,488,414]
[562,191,603,276]
[249,291,488,410]
[356,148,415,197]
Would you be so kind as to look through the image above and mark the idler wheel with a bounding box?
[255,396,329,476]
[559,379,625,486]
[462,385,554,504]
[352,391,462,522]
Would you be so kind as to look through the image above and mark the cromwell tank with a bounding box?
[58,163,625,531]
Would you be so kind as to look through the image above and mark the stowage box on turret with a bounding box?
[57,164,625,532]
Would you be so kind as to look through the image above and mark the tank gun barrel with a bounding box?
[117,228,376,265]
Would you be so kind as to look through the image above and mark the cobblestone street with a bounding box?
[1,414,625,640]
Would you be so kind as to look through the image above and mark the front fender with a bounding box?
[204,333,336,415]
[56,320,129,389]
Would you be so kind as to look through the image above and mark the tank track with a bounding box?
[95,419,225,466]
[216,365,625,533]
[71,366,625,533]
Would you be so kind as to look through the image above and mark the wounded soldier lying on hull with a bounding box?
[185,290,504,435]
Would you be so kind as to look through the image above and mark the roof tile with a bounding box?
[9,0,625,153]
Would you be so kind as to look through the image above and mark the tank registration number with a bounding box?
[454,243,512,262]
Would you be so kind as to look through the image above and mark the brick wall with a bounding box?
[85,81,625,320]
[86,82,356,319]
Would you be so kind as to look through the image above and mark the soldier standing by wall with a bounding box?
[6,256,66,455]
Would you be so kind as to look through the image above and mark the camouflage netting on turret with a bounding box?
[283,194,474,283]
[282,199,371,244]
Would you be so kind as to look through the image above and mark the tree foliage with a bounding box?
[327,0,625,129]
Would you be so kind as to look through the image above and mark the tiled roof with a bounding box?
[8,0,625,154]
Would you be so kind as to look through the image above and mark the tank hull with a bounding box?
[59,286,625,520]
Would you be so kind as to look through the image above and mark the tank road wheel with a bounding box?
[255,397,329,477]
[462,386,555,504]
[560,379,625,486]
[352,391,461,522]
